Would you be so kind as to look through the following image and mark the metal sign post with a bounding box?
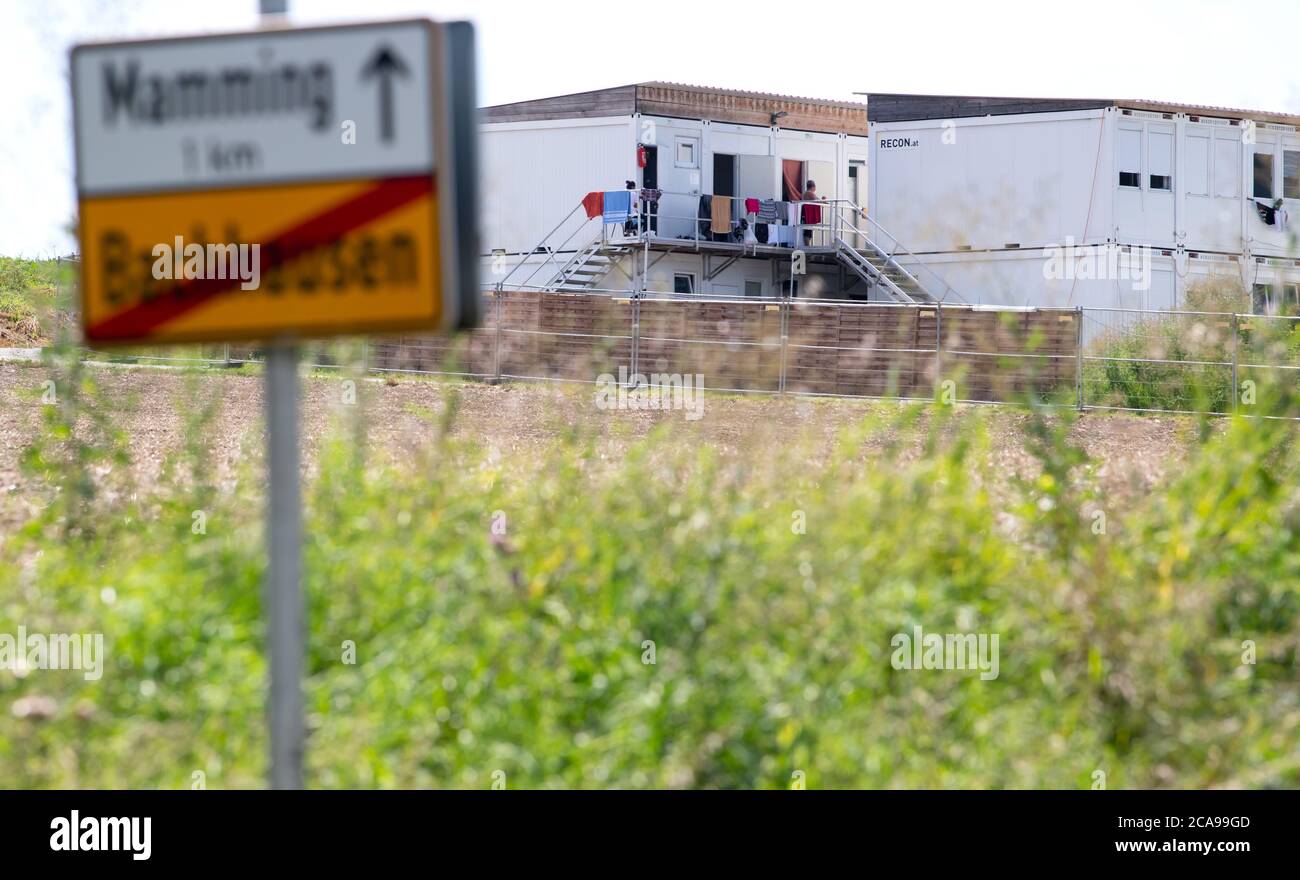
[264,341,303,789]
[257,0,303,796]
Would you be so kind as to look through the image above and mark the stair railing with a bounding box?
[834,207,928,300]
[495,202,595,293]
[835,202,965,304]
[832,233,915,303]
[544,234,606,291]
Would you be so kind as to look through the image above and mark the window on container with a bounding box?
[1148,131,1173,191]
[1285,150,1300,199]
[1251,283,1272,314]
[1214,138,1241,198]
[1253,152,1274,199]
[744,280,763,297]
[675,137,698,169]
[1186,135,1210,196]
[1117,128,1142,188]
[673,272,695,294]
[1284,282,1300,313]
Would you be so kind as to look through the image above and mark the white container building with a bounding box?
[865,94,1300,312]
[478,84,1300,312]
[481,82,931,302]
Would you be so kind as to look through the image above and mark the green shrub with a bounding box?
[1084,278,1298,414]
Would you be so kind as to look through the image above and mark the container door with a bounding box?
[737,155,776,202]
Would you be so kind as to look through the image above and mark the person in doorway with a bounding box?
[800,180,825,247]
[623,180,639,237]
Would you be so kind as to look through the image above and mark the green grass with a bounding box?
[1,367,1297,789]
[0,257,65,345]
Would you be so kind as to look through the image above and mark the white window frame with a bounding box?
[674,136,699,169]
[673,272,696,294]
[1117,125,1143,189]
[1283,282,1300,312]
[1147,128,1174,192]
[1284,148,1300,201]
[1253,149,1276,200]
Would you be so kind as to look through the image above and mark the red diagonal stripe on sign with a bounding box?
[86,175,435,341]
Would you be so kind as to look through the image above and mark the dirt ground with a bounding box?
[0,361,1199,531]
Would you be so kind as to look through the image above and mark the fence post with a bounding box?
[493,286,503,383]
[1231,312,1239,415]
[778,288,789,395]
[1075,306,1084,411]
[934,302,943,402]
[630,291,641,383]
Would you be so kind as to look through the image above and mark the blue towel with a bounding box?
[603,190,632,223]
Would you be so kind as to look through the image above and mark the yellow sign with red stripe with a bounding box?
[79,175,441,344]
[71,19,479,345]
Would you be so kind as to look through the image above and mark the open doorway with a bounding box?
[713,152,736,199]
[781,159,804,202]
[847,160,867,248]
[641,144,659,234]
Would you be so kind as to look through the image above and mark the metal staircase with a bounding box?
[494,200,638,295]
[832,206,954,303]
[544,235,633,292]
[834,237,933,303]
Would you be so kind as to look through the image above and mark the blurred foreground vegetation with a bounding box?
[1,353,1297,789]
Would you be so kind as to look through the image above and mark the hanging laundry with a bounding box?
[755,222,769,244]
[698,195,712,237]
[639,188,662,235]
[744,198,760,216]
[603,189,632,224]
[1255,200,1277,226]
[787,202,799,226]
[582,191,604,219]
[711,196,732,234]
[801,202,822,225]
[757,199,781,222]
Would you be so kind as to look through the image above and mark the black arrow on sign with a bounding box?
[361,45,410,144]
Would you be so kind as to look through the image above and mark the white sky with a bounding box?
[4,0,1299,257]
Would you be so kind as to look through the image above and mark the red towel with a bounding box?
[802,203,822,225]
[582,191,604,219]
[744,198,760,215]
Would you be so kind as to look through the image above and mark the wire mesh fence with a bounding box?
[37,258,1300,419]
[1082,307,1299,416]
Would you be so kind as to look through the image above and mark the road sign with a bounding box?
[71,19,479,345]
[70,14,480,791]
